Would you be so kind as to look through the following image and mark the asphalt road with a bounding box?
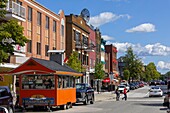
[16,85,168,113]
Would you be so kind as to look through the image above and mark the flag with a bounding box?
[64,57,69,63]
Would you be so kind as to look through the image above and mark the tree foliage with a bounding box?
[0,20,28,63]
[0,0,7,17]
[145,62,160,80]
[123,47,144,81]
[123,69,130,81]
[94,62,105,79]
[67,51,82,72]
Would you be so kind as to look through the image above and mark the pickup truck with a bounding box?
[0,86,14,113]
[76,83,94,105]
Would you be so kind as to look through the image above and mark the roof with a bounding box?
[3,57,82,76]
[32,57,79,73]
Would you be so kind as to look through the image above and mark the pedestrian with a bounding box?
[115,87,120,101]
[122,87,127,101]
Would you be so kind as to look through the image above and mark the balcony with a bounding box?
[75,41,88,49]
[2,1,26,21]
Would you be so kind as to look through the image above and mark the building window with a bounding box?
[53,47,56,50]
[73,30,76,41]
[53,20,56,32]
[37,42,41,55]
[28,7,32,22]
[75,31,80,44]
[45,45,49,56]
[86,56,89,65]
[83,35,88,46]
[37,12,41,26]
[46,16,49,29]
[27,40,32,53]
[61,25,64,37]
[27,21,32,40]
[53,20,57,49]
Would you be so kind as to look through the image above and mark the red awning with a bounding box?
[102,78,110,83]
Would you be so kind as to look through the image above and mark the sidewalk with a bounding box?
[94,91,116,102]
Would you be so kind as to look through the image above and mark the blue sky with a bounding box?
[36,0,170,74]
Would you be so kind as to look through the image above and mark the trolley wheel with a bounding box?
[60,104,67,110]
[66,103,72,109]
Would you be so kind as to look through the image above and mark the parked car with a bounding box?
[0,86,14,113]
[0,106,9,113]
[149,81,157,86]
[120,82,130,92]
[149,86,163,97]
[129,83,136,90]
[76,83,94,105]
[118,85,126,93]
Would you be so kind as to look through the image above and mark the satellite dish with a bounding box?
[81,8,90,23]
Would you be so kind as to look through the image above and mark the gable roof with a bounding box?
[6,57,82,76]
[32,57,79,73]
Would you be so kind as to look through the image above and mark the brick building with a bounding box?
[65,14,90,83]
[1,0,66,69]
[105,44,118,79]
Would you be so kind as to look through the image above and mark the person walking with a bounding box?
[122,87,127,101]
[115,87,120,101]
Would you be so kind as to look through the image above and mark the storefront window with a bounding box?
[22,75,55,89]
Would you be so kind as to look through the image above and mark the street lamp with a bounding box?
[75,41,96,83]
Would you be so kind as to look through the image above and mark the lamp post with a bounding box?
[75,41,96,83]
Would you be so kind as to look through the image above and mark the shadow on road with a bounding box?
[134,102,163,107]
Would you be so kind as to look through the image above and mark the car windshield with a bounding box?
[151,86,160,89]
[76,84,85,90]
[0,88,8,97]
[119,86,125,88]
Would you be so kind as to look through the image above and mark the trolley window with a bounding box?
[22,74,55,89]
[57,76,75,88]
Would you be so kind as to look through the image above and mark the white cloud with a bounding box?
[89,12,130,27]
[102,35,115,41]
[112,42,170,56]
[157,61,170,70]
[126,23,156,33]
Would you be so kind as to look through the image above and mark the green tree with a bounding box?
[67,51,82,72]
[94,62,105,79]
[164,71,170,77]
[123,69,130,81]
[145,62,160,80]
[0,20,28,63]
[0,0,7,17]
[123,47,144,82]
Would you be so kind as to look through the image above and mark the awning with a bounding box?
[102,78,110,83]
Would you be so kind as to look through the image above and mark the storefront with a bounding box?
[4,57,82,110]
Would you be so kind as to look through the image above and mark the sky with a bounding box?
[36,0,170,74]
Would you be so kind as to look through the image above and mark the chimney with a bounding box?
[48,50,65,65]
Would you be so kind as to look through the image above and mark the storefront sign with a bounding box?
[22,95,54,105]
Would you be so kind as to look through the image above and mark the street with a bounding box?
[16,85,168,113]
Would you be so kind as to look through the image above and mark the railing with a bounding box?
[11,1,25,18]
[4,1,26,19]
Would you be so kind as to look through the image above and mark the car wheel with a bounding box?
[90,96,94,104]
[8,107,14,113]
[83,97,88,105]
